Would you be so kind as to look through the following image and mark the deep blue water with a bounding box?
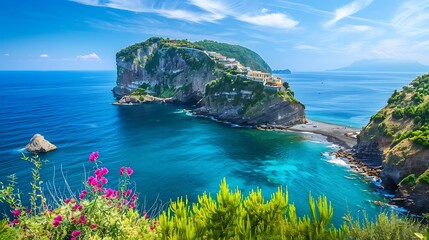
[0,71,421,224]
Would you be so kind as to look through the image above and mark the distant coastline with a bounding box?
[272,69,291,74]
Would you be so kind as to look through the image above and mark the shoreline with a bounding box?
[287,120,360,149]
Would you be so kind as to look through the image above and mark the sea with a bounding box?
[0,70,422,224]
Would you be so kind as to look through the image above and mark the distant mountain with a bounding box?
[273,69,291,74]
[331,59,429,72]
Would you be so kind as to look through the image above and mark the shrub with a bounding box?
[417,169,429,185]
[392,108,405,119]
[399,174,417,187]
[344,212,422,240]
[371,112,385,123]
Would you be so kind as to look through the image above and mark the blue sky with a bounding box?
[1,0,429,71]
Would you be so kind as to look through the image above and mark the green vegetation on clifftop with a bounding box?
[195,40,272,73]
[363,74,429,148]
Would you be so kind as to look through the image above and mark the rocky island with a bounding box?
[354,73,429,214]
[113,37,306,127]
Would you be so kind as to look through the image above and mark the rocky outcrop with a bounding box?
[113,95,171,105]
[194,93,305,126]
[353,138,383,167]
[192,75,306,126]
[25,134,57,153]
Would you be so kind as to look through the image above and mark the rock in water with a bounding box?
[25,134,57,153]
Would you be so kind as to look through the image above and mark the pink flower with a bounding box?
[90,178,98,186]
[73,204,83,211]
[64,199,71,204]
[79,214,87,224]
[9,219,19,226]
[130,193,137,201]
[150,225,155,230]
[126,167,134,176]
[101,167,109,175]
[105,188,115,198]
[71,230,81,237]
[54,215,63,221]
[94,169,101,179]
[26,209,31,214]
[123,189,132,197]
[90,223,97,229]
[119,167,125,176]
[87,176,95,185]
[12,209,21,217]
[89,151,99,162]
[100,177,108,185]
[52,220,60,227]
[79,190,87,200]
[71,238,76,240]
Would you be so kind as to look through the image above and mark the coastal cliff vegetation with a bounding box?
[194,40,272,73]
[0,153,427,239]
[356,73,429,214]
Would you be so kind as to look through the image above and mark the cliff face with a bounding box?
[354,73,429,214]
[193,75,306,126]
[114,37,219,103]
[115,37,306,127]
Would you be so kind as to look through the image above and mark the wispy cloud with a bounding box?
[70,0,227,23]
[4,53,9,57]
[40,54,49,58]
[337,24,373,32]
[77,53,101,60]
[70,0,297,29]
[391,0,429,36]
[326,0,373,27]
[294,44,323,52]
[237,9,299,29]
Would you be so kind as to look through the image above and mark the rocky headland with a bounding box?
[113,37,306,127]
[353,73,429,215]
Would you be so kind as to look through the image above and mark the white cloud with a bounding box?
[237,12,298,29]
[326,0,373,27]
[77,53,101,60]
[156,9,224,23]
[40,54,49,58]
[4,53,9,57]
[261,8,268,14]
[189,0,231,15]
[294,44,323,51]
[338,24,373,32]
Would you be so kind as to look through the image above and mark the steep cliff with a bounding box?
[193,74,306,126]
[355,73,429,214]
[114,37,306,127]
[114,37,219,103]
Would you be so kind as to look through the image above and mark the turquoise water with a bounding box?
[283,71,420,128]
[0,71,420,224]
